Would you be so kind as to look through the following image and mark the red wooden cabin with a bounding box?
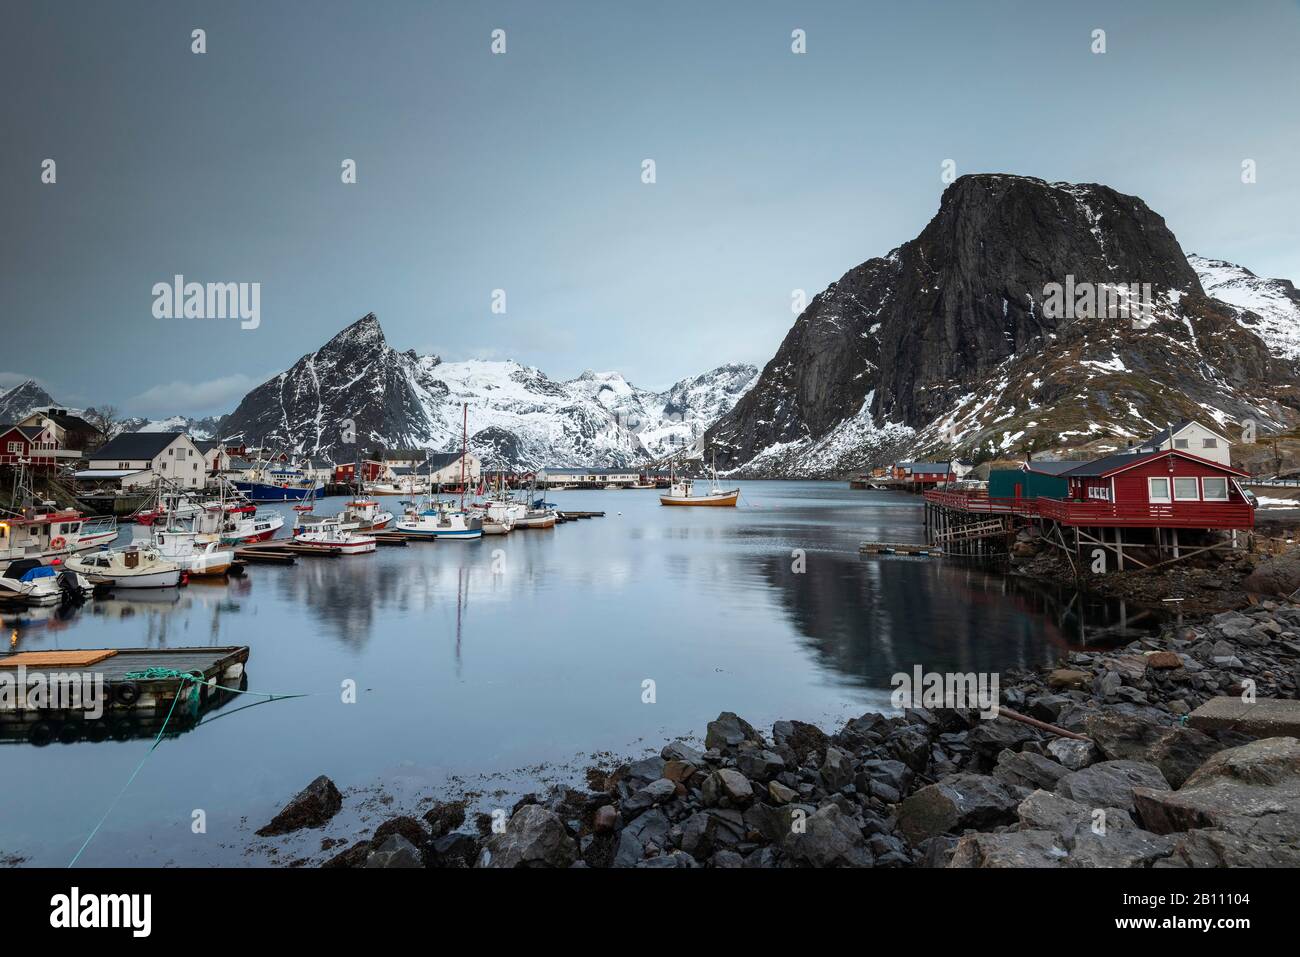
[1036,448,1253,529]
[0,423,65,469]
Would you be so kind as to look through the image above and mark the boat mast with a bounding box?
[459,402,468,510]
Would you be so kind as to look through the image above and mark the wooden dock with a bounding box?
[0,645,251,744]
[858,542,944,557]
[556,510,606,523]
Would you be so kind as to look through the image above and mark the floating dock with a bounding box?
[0,645,251,744]
[858,542,944,557]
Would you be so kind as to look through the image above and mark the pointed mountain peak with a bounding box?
[326,312,387,351]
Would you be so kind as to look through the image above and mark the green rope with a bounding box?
[68,670,319,868]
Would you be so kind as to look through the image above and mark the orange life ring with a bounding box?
[50,536,66,549]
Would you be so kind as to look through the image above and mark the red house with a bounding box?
[0,423,76,470]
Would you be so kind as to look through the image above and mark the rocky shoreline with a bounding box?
[256,598,1300,869]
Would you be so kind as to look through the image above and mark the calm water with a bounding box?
[2,482,1144,866]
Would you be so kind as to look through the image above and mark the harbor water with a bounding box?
[1,482,1154,866]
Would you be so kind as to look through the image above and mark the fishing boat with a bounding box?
[514,507,558,529]
[0,559,94,606]
[217,508,284,545]
[659,453,739,507]
[341,499,393,530]
[0,507,118,562]
[146,528,235,577]
[230,457,322,502]
[293,524,377,555]
[396,504,483,540]
[64,544,183,589]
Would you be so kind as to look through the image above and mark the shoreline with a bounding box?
[257,592,1300,868]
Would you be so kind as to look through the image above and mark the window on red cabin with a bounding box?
[1173,477,1199,501]
[1148,478,1171,502]
[1202,477,1229,501]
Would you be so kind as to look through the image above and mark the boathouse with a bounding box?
[536,467,641,488]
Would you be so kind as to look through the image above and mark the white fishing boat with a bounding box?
[481,516,513,535]
[64,544,182,589]
[147,528,235,577]
[0,559,94,606]
[217,509,284,545]
[0,507,118,562]
[396,505,483,540]
[293,524,377,554]
[514,507,558,529]
[340,499,393,530]
[659,453,739,507]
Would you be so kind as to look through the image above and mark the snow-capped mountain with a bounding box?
[0,380,57,423]
[708,175,1300,476]
[114,415,222,440]
[218,314,755,468]
[1189,254,1300,361]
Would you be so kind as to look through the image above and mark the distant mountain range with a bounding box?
[706,174,1300,476]
[218,314,757,468]
[1,321,758,470]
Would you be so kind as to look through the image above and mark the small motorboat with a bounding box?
[514,508,558,529]
[64,545,183,589]
[293,524,377,554]
[396,505,483,540]
[340,499,394,530]
[0,559,94,606]
[218,510,285,545]
[481,517,513,535]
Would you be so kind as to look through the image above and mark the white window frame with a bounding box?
[1148,477,1171,503]
[1174,438,1189,449]
[6,441,21,453]
[1087,485,1109,500]
[1202,438,1218,449]
[1201,477,1229,501]
[1173,477,1200,501]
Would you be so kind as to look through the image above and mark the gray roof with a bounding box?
[423,451,467,472]
[89,431,188,460]
[900,462,951,474]
[539,467,640,476]
[1061,450,1166,478]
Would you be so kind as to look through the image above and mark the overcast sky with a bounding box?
[3,0,1298,417]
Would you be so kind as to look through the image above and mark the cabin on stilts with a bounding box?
[918,421,1255,569]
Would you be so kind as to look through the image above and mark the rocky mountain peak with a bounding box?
[707,174,1299,476]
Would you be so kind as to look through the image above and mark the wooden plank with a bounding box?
[0,649,119,668]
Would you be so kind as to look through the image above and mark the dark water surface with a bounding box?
[2,482,1145,866]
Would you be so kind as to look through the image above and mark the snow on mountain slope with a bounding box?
[1190,254,1300,360]
[0,380,57,423]
[218,314,756,468]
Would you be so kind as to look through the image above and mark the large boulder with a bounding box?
[895,773,1020,845]
[700,769,754,808]
[1133,736,1300,845]
[476,805,577,868]
[364,834,423,868]
[1056,760,1170,813]
[774,719,831,759]
[1016,789,1134,840]
[949,830,1069,868]
[1084,713,1223,787]
[781,805,873,867]
[1241,556,1300,598]
[1157,828,1300,868]
[256,775,343,836]
[705,712,763,753]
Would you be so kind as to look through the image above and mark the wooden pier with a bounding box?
[556,510,605,523]
[0,645,251,744]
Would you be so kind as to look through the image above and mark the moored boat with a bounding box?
[293,525,377,555]
[396,505,483,540]
[64,545,183,588]
[658,453,739,507]
[0,508,118,562]
[0,559,94,606]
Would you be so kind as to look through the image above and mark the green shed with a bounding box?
[988,468,1068,500]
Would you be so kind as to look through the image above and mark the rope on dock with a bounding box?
[67,670,322,868]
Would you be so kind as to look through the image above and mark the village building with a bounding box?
[16,408,106,454]
[75,432,207,490]
[1126,420,1234,467]
[0,421,79,470]
[536,467,642,488]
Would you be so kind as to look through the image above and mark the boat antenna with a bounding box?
[460,402,468,511]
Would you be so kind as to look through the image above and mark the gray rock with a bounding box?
[1047,737,1099,771]
[364,834,422,868]
[948,830,1069,868]
[992,749,1069,790]
[773,718,831,758]
[661,740,705,764]
[781,804,873,867]
[1133,736,1300,845]
[256,774,343,836]
[622,777,677,817]
[623,755,666,786]
[476,805,577,868]
[701,768,754,807]
[704,711,762,753]
[1158,828,1300,868]
[1067,828,1177,868]
[820,746,855,791]
[1056,760,1170,812]
[1017,789,1134,839]
[735,747,785,782]
[896,773,1020,844]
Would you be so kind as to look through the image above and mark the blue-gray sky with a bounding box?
[3,0,1298,417]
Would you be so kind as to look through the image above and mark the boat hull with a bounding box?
[659,491,739,506]
[98,568,183,589]
[231,481,318,502]
[295,538,376,554]
[394,524,482,540]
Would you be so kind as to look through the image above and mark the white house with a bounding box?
[536,467,642,488]
[1133,421,1233,468]
[419,451,481,486]
[76,432,207,489]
